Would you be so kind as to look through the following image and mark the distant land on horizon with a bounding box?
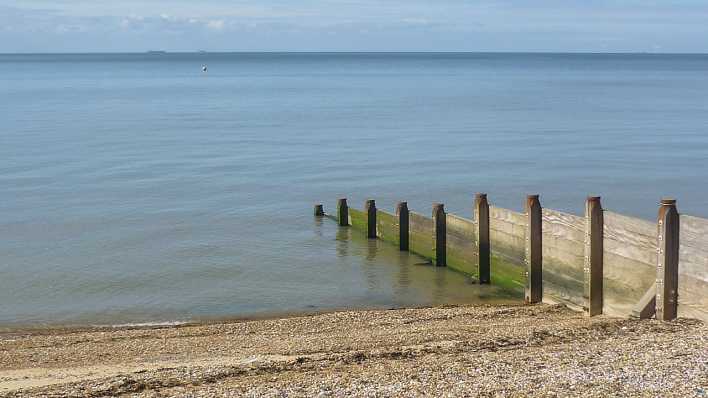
[2,50,708,56]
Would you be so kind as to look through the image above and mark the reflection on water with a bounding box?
[334,220,523,310]
[335,225,351,258]
[0,209,520,328]
[395,251,411,299]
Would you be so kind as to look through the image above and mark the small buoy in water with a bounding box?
[202,65,207,72]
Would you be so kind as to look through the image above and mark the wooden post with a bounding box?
[337,198,349,227]
[525,195,543,304]
[432,203,446,267]
[365,199,377,239]
[396,202,409,251]
[475,193,491,284]
[314,203,324,217]
[584,196,604,316]
[656,199,680,321]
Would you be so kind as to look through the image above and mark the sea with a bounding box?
[2,52,708,326]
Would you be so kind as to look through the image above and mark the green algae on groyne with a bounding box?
[321,194,708,322]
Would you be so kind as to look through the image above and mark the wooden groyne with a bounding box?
[316,195,708,321]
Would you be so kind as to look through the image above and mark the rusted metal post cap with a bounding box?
[587,196,601,203]
[526,195,540,209]
[476,193,487,200]
[660,198,677,206]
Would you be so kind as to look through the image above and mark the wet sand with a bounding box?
[0,304,706,397]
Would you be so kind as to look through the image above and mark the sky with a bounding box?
[2,0,708,53]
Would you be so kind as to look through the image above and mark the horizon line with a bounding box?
[2,50,708,56]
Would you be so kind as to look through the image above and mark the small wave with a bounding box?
[97,320,190,329]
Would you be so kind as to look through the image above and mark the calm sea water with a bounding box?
[2,53,708,327]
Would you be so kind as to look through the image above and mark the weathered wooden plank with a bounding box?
[409,211,433,260]
[491,219,516,236]
[602,210,657,317]
[541,209,585,271]
[542,237,585,266]
[491,254,526,295]
[490,226,525,240]
[603,252,656,288]
[536,203,598,312]
[490,229,526,264]
[491,206,527,227]
[541,219,585,309]
[376,209,399,247]
[446,213,478,276]
[447,214,476,243]
[490,218,526,238]
[678,214,708,320]
[490,206,527,235]
[602,252,656,316]
[542,209,585,243]
[447,213,476,230]
[348,208,367,233]
[543,257,584,308]
[603,237,657,266]
[489,207,527,261]
[677,275,708,320]
[631,282,656,319]
[679,215,708,280]
[603,211,656,259]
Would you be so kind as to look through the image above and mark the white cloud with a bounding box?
[3,1,708,52]
[119,16,144,29]
[206,19,225,30]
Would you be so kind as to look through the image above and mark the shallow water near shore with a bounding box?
[2,52,708,326]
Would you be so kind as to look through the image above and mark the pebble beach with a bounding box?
[1,304,706,397]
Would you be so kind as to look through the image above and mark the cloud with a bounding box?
[2,1,708,52]
[116,14,226,34]
[206,19,225,30]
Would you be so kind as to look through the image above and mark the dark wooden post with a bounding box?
[396,202,409,251]
[475,193,491,284]
[656,199,680,321]
[314,203,324,217]
[365,199,377,239]
[337,198,349,227]
[432,203,447,267]
[584,196,604,316]
[525,195,543,304]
